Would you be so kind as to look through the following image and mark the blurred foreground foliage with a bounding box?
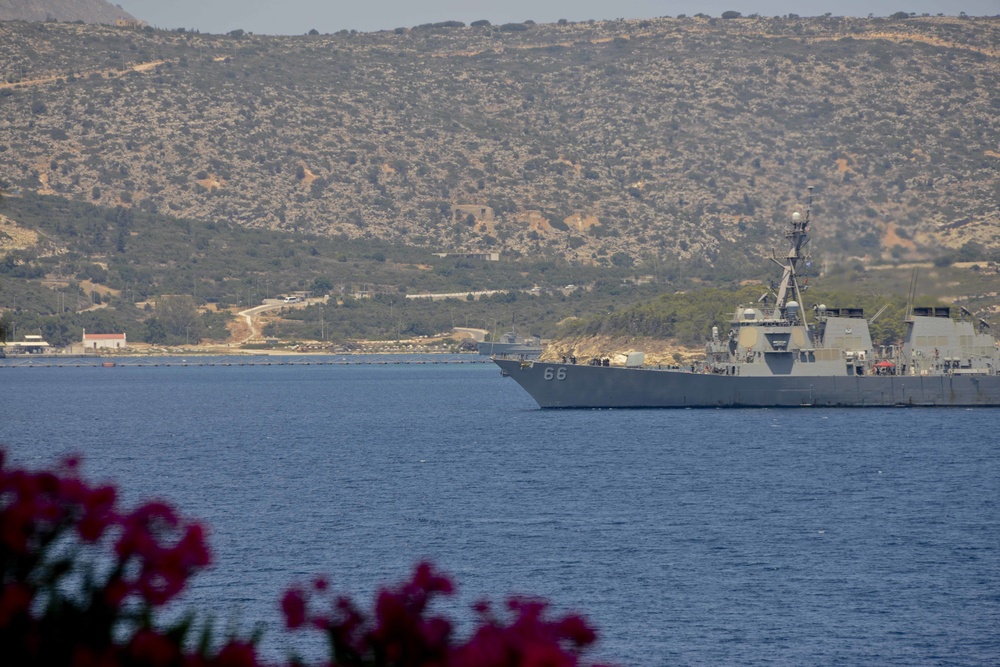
[0,450,614,667]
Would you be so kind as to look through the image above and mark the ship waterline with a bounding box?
[494,358,1000,408]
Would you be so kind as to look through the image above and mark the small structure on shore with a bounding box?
[2,334,50,354]
[83,330,127,350]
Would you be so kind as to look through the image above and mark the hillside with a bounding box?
[0,191,675,347]
[0,0,138,24]
[0,15,998,272]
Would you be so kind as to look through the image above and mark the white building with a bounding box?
[3,335,50,354]
[82,330,127,350]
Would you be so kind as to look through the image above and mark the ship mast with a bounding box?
[773,187,812,323]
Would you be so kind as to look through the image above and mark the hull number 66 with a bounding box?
[544,367,567,381]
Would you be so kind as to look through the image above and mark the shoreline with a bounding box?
[3,348,482,359]
[4,339,479,358]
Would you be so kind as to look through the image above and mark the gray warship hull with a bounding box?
[495,358,1000,408]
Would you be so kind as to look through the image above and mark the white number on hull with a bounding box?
[543,367,567,381]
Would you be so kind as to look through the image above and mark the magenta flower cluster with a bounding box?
[1,450,614,667]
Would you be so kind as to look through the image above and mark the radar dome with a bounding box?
[743,308,756,320]
[792,212,801,222]
[818,304,827,313]
[785,300,800,319]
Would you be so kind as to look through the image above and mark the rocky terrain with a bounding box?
[0,0,138,25]
[1,15,998,269]
[540,334,703,366]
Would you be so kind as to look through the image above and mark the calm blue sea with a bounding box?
[1,357,998,666]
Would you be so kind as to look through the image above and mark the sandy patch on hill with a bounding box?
[132,60,167,72]
[516,210,554,234]
[0,59,174,91]
[36,171,56,196]
[556,157,582,176]
[882,222,916,250]
[850,31,999,59]
[226,316,253,343]
[565,212,600,233]
[80,280,119,297]
[197,173,225,191]
[300,166,318,188]
[835,157,856,174]
[0,214,39,255]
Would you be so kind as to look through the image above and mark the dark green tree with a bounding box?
[143,316,168,344]
[311,276,334,294]
[156,295,201,343]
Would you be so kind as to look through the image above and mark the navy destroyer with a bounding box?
[495,190,1000,408]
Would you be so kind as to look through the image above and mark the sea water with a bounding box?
[1,358,998,666]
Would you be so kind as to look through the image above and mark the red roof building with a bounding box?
[82,330,127,350]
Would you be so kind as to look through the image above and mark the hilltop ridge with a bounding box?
[0,0,139,25]
[0,15,998,268]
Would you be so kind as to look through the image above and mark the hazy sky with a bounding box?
[116,0,999,35]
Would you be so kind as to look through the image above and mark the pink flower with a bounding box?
[1,500,34,553]
[210,640,260,667]
[282,587,307,629]
[0,583,32,625]
[522,641,576,667]
[77,484,118,543]
[174,523,211,570]
[410,561,454,596]
[128,628,180,667]
[69,644,116,667]
[0,450,617,667]
[103,577,131,607]
[556,615,597,648]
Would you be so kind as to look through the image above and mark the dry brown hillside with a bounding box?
[0,15,997,267]
[0,0,138,24]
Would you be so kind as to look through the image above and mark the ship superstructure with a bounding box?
[477,330,543,359]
